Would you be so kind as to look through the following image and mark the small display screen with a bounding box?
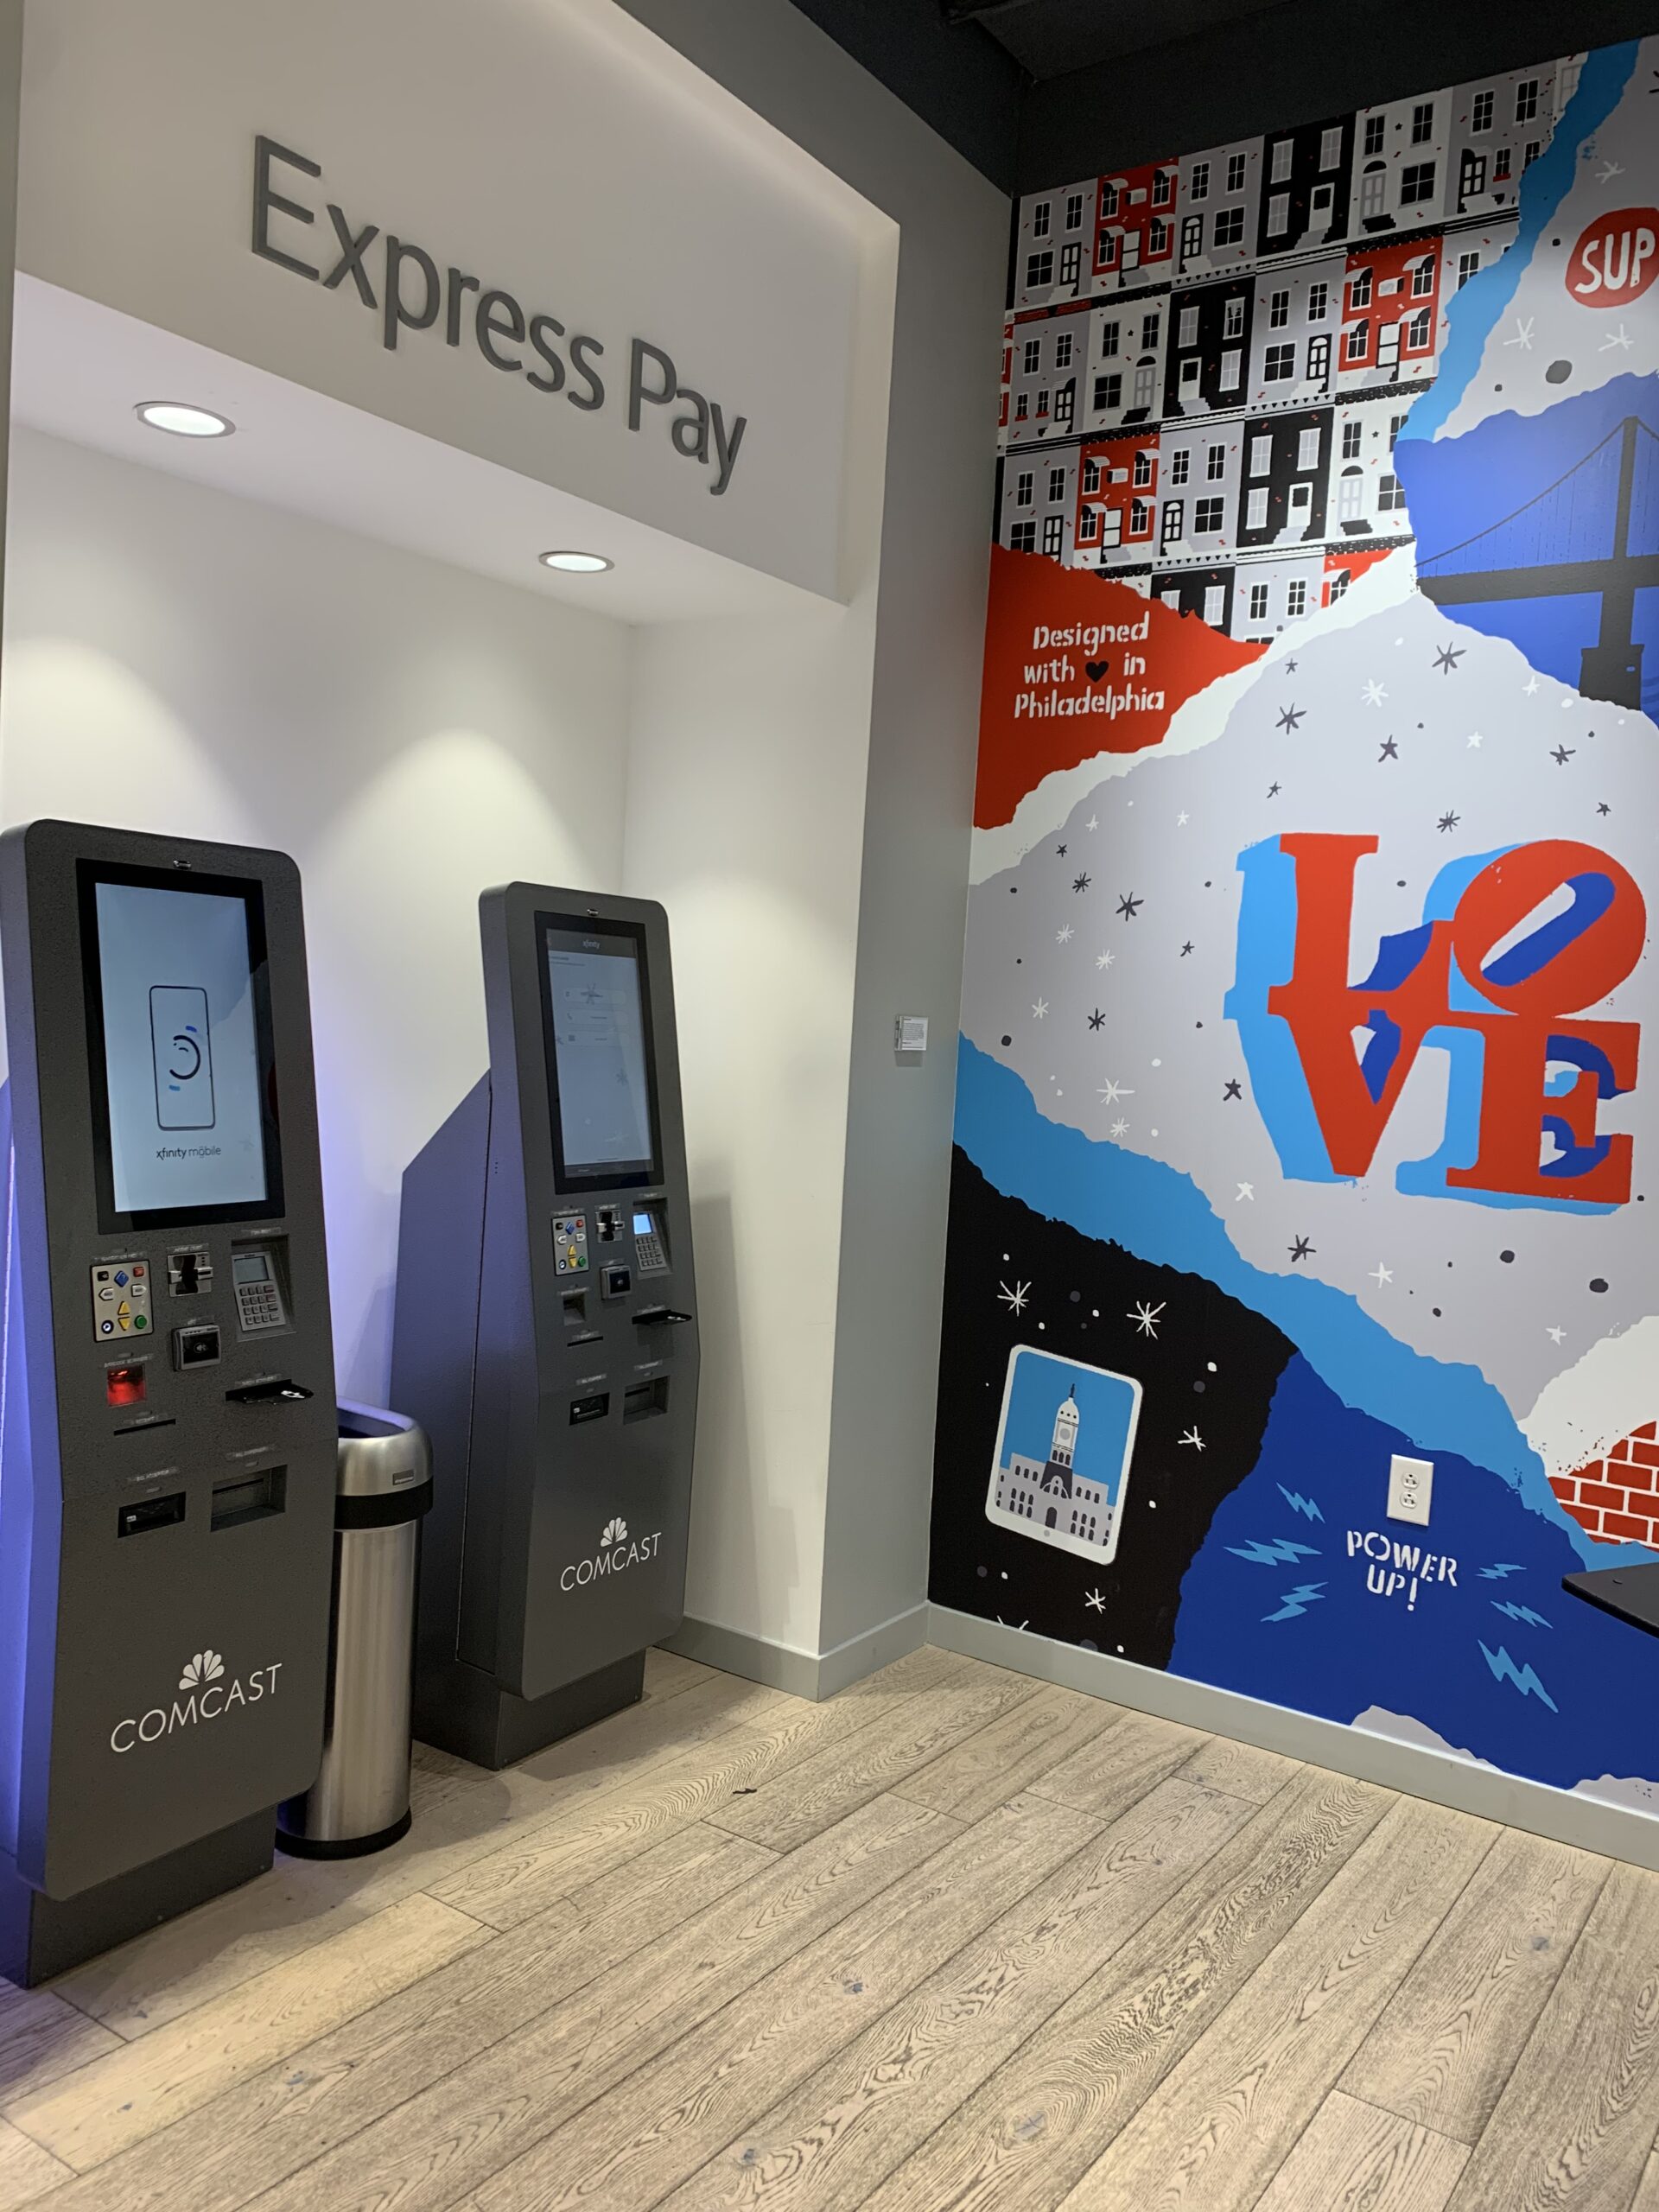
[232,1250,272,1285]
[82,866,283,1229]
[632,1211,654,1236]
[542,920,660,1190]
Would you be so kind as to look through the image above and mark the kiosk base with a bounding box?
[0,1808,276,1989]
[416,1650,646,1771]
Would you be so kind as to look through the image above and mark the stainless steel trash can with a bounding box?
[276,1402,432,1859]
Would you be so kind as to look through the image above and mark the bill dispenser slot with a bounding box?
[569,1391,610,1426]
[211,1466,287,1531]
[623,1377,669,1424]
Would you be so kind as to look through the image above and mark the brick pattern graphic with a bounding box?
[1550,1423,1659,1548]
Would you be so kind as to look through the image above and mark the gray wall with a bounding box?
[615,0,1007,1677]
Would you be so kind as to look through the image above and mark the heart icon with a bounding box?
[1085,659,1111,683]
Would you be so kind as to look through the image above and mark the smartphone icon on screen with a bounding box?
[150,986,216,1129]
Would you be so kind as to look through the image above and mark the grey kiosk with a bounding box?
[392,885,697,1768]
[0,822,339,1984]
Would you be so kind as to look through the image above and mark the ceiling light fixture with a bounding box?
[135,402,236,439]
[538,550,613,575]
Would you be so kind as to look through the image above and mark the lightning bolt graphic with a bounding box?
[1277,1487,1324,1523]
[1478,1564,1524,1580]
[1479,1643,1558,1713]
[1264,1582,1326,1623]
[1491,1601,1552,1630]
[1226,1537,1321,1567]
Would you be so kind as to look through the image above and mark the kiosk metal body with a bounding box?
[0,822,338,1982]
[391,885,697,1768]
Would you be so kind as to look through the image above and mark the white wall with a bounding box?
[0,425,633,1399]
[625,600,877,1656]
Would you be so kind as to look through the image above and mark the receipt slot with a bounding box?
[391,887,698,1768]
[0,823,338,1984]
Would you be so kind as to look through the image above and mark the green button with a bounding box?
[132,1314,148,1330]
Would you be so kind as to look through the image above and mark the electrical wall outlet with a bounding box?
[1388,1452,1433,1527]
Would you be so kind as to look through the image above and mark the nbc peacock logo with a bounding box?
[111,1645,283,1753]
[601,1517,628,1548]
[178,1649,226,1692]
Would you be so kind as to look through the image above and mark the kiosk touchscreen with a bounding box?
[391,886,697,1769]
[0,823,337,1983]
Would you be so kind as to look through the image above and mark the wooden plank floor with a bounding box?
[1,1645,1654,2210]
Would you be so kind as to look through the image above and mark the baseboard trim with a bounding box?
[929,1603,1659,1872]
[664,1604,930,1703]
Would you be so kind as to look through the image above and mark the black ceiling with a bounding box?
[942,0,1295,80]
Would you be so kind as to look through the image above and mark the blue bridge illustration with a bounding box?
[1416,414,1659,710]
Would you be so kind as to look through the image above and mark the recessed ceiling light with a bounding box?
[538,550,613,574]
[136,402,236,439]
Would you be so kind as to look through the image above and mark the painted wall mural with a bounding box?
[933,37,1659,1818]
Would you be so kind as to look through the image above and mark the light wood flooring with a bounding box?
[0,1643,1656,2209]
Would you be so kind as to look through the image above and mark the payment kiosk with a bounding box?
[0,822,338,1983]
[391,885,697,1768]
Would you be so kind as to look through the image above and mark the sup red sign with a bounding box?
[1567,208,1659,307]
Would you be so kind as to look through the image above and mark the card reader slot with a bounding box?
[569,1391,610,1426]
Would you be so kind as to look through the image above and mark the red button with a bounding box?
[132,1266,146,1280]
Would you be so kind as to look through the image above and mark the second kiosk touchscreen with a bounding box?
[393,886,698,1769]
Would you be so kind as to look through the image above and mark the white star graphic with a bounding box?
[1033,999,1049,1019]
[1177,811,1190,827]
[1236,1181,1255,1201]
[1129,1299,1165,1338]
[1466,732,1484,749]
[997,1281,1031,1315]
[1086,814,1099,831]
[1370,1262,1393,1286]
[1522,673,1541,695]
[1179,1427,1205,1451]
[1109,1117,1130,1139]
[1503,315,1535,351]
[1098,1078,1135,1104]
[1601,324,1635,353]
[1547,1325,1566,1345]
[1599,159,1626,183]
[1096,950,1116,970]
[1056,925,1074,944]
[1362,679,1388,707]
[1085,1589,1106,1613]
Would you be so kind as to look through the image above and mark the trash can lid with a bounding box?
[336,1400,432,1499]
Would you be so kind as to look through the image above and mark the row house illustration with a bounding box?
[1014,177,1096,309]
[1255,114,1353,260]
[1001,448,1080,560]
[1164,276,1253,419]
[1153,563,1236,633]
[1006,49,1582,322]
[1175,140,1263,280]
[1094,161,1179,293]
[1074,429,1161,563]
[1155,425,1243,566]
[1233,555,1327,639]
[1338,236,1442,389]
[1237,409,1332,550]
[1328,392,1414,537]
[1449,56,1583,220]
[1004,303,1090,442]
[1245,257,1344,409]
[1084,294,1168,432]
[1351,88,1449,235]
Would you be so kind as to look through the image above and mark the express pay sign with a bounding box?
[1568,209,1659,307]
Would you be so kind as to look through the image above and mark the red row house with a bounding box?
[1095,162,1179,293]
[1074,430,1161,561]
[1337,235,1443,390]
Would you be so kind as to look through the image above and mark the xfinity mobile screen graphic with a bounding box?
[545,931,656,1177]
[94,881,270,1216]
